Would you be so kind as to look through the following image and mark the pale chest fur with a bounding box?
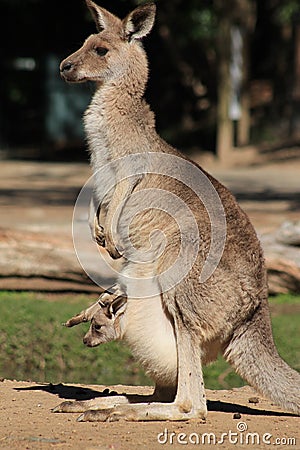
[84,86,159,224]
[84,92,115,206]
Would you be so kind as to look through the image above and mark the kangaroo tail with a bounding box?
[223,297,300,415]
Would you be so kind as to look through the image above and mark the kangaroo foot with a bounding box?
[52,395,130,414]
[76,402,207,422]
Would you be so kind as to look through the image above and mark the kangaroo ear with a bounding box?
[109,295,127,317]
[86,0,119,32]
[123,3,156,41]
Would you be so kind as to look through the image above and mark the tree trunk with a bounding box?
[290,22,300,137]
[237,34,250,146]
[216,8,234,164]
[215,0,255,160]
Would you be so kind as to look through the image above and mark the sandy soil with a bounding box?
[0,380,299,450]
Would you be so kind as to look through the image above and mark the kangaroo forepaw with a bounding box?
[107,245,122,259]
[93,216,106,247]
[95,232,105,247]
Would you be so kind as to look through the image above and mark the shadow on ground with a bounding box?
[15,383,296,417]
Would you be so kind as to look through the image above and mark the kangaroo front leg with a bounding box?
[77,318,207,422]
[104,177,140,259]
[93,214,105,247]
[89,199,106,247]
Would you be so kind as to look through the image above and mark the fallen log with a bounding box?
[275,220,300,247]
[260,222,300,295]
[1,225,300,294]
[0,227,116,292]
[265,258,300,295]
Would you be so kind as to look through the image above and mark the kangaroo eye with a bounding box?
[94,47,108,57]
[94,324,102,331]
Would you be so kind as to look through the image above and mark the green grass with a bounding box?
[0,291,149,386]
[0,291,299,390]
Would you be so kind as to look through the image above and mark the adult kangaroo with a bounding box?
[56,0,300,421]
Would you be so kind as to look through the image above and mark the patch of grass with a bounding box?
[268,293,300,305]
[0,291,299,390]
[0,291,150,386]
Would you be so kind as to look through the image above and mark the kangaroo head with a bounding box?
[60,0,156,91]
[83,295,127,347]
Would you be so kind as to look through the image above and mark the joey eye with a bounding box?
[94,47,108,57]
[93,324,102,331]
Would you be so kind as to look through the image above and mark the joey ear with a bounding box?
[123,3,156,41]
[109,295,127,317]
[64,301,101,327]
[86,0,119,32]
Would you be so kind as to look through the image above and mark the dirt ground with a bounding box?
[0,157,300,449]
[1,157,300,238]
[0,380,299,450]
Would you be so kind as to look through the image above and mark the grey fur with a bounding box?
[57,1,300,421]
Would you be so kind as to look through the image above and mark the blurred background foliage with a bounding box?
[1,0,300,161]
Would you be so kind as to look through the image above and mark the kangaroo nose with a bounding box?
[60,61,73,73]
